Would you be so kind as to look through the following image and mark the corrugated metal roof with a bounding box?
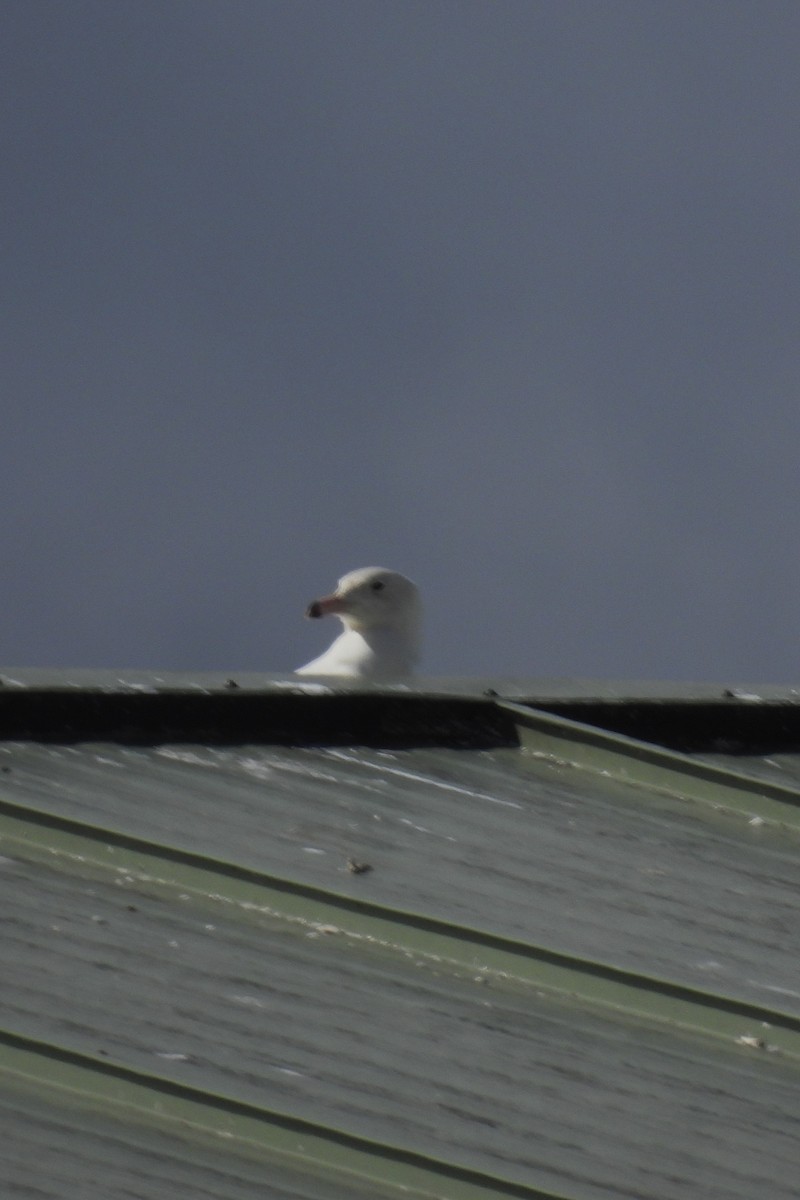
[1,671,799,1199]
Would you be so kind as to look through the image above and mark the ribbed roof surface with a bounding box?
[1,671,799,1200]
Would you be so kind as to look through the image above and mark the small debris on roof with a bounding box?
[735,1035,766,1050]
[346,858,373,875]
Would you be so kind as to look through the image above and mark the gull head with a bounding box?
[306,567,421,635]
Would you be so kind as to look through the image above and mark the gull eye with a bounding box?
[370,580,385,592]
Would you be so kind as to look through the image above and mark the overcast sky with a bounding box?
[4,1,800,682]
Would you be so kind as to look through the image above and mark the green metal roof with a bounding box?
[1,671,799,1199]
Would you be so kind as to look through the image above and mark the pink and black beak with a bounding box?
[306,592,348,620]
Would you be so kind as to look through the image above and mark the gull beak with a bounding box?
[305,591,348,620]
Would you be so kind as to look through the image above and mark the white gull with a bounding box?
[295,567,421,679]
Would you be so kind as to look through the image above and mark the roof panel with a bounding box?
[0,1087,390,1200]
[2,673,800,1199]
[2,854,798,1200]
[2,739,798,1014]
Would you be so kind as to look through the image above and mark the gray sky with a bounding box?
[4,1,800,681]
